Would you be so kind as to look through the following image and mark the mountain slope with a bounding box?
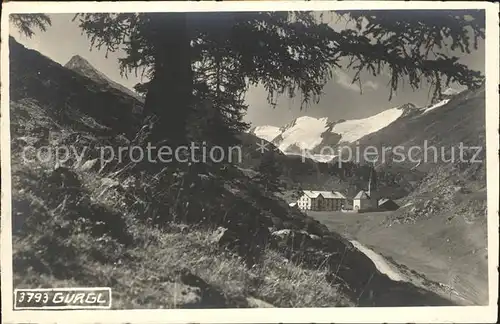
[250,87,464,159]
[9,38,143,138]
[65,54,144,105]
[333,85,488,305]
[9,37,350,307]
[273,116,330,153]
[249,125,281,142]
[250,103,417,156]
[328,106,409,144]
[248,84,487,305]
[10,37,460,308]
[353,86,485,172]
[238,131,423,201]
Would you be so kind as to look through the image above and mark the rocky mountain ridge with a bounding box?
[65,54,145,106]
[250,90,463,158]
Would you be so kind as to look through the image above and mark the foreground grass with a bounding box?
[9,83,351,308]
[14,219,350,308]
[12,152,352,308]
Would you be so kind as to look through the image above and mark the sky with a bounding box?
[10,13,485,127]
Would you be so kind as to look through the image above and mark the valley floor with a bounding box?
[308,210,488,306]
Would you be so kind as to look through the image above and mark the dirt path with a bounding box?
[349,239,470,306]
[349,240,405,282]
[308,210,484,305]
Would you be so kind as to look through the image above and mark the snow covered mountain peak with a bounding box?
[276,116,331,152]
[249,103,419,156]
[249,88,466,162]
[250,125,281,142]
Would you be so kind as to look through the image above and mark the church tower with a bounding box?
[368,172,372,197]
[368,165,378,208]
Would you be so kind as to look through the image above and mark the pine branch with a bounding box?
[10,14,52,38]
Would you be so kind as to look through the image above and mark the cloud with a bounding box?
[333,69,379,92]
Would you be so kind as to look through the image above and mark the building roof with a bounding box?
[378,198,398,206]
[326,191,347,199]
[378,198,388,205]
[354,190,371,200]
[302,190,346,199]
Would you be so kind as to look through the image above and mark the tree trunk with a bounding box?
[143,12,193,146]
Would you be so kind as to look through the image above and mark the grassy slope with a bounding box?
[9,37,354,308]
[308,87,489,306]
[13,157,348,309]
[9,37,465,309]
[309,209,487,305]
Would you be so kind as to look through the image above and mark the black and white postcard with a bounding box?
[1,1,498,323]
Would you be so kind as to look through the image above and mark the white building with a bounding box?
[297,190,346,211]
[353,190,378,211]
[353,169,378,212]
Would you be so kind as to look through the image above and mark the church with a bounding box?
[353,169,378,212]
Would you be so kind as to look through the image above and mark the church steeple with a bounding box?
[368,169,372,197]
[367,162,376,198]
[368,175,372,198]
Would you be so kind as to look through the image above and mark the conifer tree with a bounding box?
[71,10,484,149]
[10,10,485,225]
[256,151,283,194]
[10,14,51,38]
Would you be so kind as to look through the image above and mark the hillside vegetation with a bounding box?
[309,85,488,305]
[239,132,425,200]
[245,53,488,305]
[363,85,488,305]
[9,37,460,308]
[9,38,347,308]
